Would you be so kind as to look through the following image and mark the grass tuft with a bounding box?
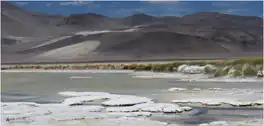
[2,57,262,77]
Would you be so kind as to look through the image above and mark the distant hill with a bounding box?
[1,1,263,63]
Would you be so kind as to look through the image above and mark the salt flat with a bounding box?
[1,70,263,126]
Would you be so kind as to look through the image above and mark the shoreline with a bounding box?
[1,56,262,66]
[1,58,262,68]
[1,58,263,78]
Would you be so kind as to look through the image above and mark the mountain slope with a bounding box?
[1,2,263,63]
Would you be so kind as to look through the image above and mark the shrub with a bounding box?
[204,64,218,74]
[224,58,263,66]
[123,65,129,70]
[214,66,231,77]
[128,64,138,70]
[227,67,242,77]
[171,62,185,68]
[1,67,8,70]
[188,61,207,66]
[151,64,167,72]
[242,64,257,76]
[135,64,146,71]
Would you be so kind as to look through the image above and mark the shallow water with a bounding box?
[1,70,263,126]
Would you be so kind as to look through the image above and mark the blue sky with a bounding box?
[11,1,263,18]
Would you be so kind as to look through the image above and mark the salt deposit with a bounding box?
[105,106,139,112]
[69,76,93,79]
[132,71,210,80]
[102,95,152,106]
[254,99,263,105]
[105,102,191,113]
[135,103,183,113]
[62,95,119,105]
[199,121,229,126]
[1,102,40,107]
[82,117,168,126]
[58,91,111,97]
[177,64,215,74]
[199,124,210,126]
[210,121,229,125]
[257,70,263,77]
[227,101,253,106]
[69,106,105,112]
[231,119,263,126]
[171,98,262,106]
[168,88,187,92]
[2,88,261,126]
[182,65,205,74]
[199,77,262,83]
[59,91,193,113]
[180,106,193,111]
[132,70,262,83]
[132,72,179,79]
[193,88,202,91]
[177,64,188,72]
[2,101,170,126]
[2,69,134,73]
[208,88,222,91]
[2,65,263,126]
[105,112,152,118]
[177,76,262,83]
[172,98,229,106]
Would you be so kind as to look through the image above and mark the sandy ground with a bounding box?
[35,40,101,61]
[31,36,72,49]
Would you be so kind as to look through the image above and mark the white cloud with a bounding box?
[46,3,52,7]
[15,2,28,6]
[226,9,245,13]
[223,8,246,14]
[212,1,249,15]
[212,2,232,7]
[59,1,89,6]
[147,0,180,4]
[212,1,247,8]
[146,0,179,1]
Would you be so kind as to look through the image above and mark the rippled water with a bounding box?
[1,70,263,126]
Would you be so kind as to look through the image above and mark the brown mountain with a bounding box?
[1,1,263,63]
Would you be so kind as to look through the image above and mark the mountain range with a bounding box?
[1,1,263,64]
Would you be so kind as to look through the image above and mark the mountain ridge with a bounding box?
[1,1,263,63]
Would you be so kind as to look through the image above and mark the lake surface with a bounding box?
[1,70,263,126]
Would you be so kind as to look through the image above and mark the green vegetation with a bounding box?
[204,65,218,74]
[227,67,242,77]
[2,58,263,77]
[224,58,263,66]
[214,66,233,77]
[242,64,257,76]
